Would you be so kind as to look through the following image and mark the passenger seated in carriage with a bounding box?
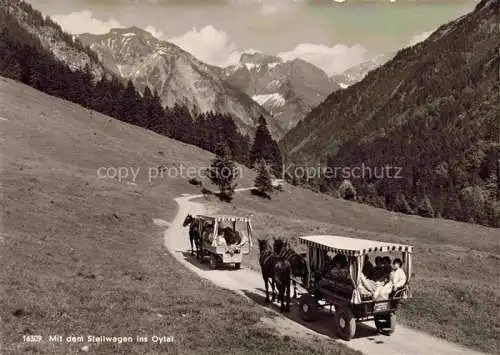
[202,221,214,242]
[370,256,385,281]
[359,257,407,300]
[216,227,227,246]
[382,256,392,278]
[389,258,407,291]
[362,255,373,278]
[318,253,352,283]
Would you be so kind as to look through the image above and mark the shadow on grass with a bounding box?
[176,251,385,343]
[250,188,271,199]
[242,289,383,342]
[180,251,241,271]
[214,192,234,203]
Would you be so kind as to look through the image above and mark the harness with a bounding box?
[280,248,295,260]
[260,249,273,266]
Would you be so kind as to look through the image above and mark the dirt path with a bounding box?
[163,191,486,355]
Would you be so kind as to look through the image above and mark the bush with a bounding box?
[339,180,356,201]
[459,185,489,223]
[188,178,202,186]
[417,195,435,218]
[486,200,500,227]
[394,193,413,214]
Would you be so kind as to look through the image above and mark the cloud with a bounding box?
[408,30,434,47]
[168,25,254,67]
[260,3,280,15]
[145,25,165,39]
[49,10,373,76]
[52,10,165,40]
[52,10,124,34]
[168,25,372,75]
[278,43,370,76]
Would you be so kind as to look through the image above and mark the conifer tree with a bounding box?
[254,159,273,199]
[120,80,141,123]
[250,116,283,177]
[206,141,239,201]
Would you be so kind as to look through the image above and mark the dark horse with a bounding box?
[258,237,291,312]
[279,241,308,299]
[182,214,202,258]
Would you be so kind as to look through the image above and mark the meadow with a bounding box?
[207,183,500,354]
[0,77,359,355]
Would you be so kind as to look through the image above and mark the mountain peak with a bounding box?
[240,52,282,66]
[110,26,151,37]
[474,0,499,11]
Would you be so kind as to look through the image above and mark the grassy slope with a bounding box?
[207,184,500,354]
[0,77,359,355]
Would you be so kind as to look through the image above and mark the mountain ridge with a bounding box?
[78,27,284,138]
[223,52,341,131]
[280,0,500,227]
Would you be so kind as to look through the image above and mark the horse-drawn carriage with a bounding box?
[296,235,413,341]
[183,214,253,270]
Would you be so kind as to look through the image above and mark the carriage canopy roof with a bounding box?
[196,214,252,222]
[299,235,413,256]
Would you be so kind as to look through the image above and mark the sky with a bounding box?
[31,0,477,75]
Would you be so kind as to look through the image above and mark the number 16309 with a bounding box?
[23,335,42,342]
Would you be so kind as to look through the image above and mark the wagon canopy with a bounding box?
[196,214,253,249]
[196,214,252,222]
[299,235,413,256]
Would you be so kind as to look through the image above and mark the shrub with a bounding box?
[417,195,435,218]
[339,179,356,201]
[394,193,413,214]
[188,178,202,186]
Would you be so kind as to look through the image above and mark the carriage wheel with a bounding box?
[209,254,219,269]
[375,313,396,335]
[298,294,319,322]
[335,307,356,341]
[234,263,241,269]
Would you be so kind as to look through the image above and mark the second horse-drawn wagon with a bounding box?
[296,235,413,340]
[195,214,253,270]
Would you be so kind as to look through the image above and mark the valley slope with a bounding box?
[281,0,500,226]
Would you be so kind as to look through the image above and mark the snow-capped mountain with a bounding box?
[78,27,283,138]
[332,53,395,88]
[223,52,341,131]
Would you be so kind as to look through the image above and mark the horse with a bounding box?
[182,214,202,258]
[272,237,292,312]
[258,239,277,304]
[258,238,291,312]
[279,241,308,299]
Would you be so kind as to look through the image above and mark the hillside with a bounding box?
[281,0,500,227]
[78,28,284,139]
[0,1,259,168]
[3,0,106,81]
[224,52,340,132]
[331,52,394,88]
[0,76,361,355]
